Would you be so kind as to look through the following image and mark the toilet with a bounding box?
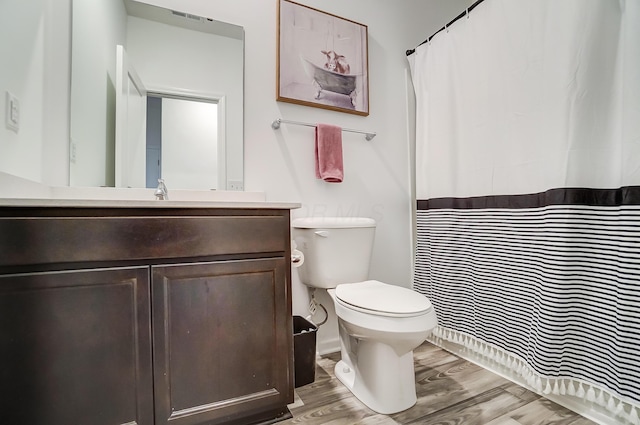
[292,217,437,414]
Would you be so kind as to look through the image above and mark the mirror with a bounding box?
[69,0,244,190]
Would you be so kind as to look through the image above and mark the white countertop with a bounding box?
[0,174,300,209]
[0,198,301,209]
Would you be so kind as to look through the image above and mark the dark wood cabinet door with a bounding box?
[152,258,292,425]
[0,267,154,425]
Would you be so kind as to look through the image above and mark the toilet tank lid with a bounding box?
[292,217,376,229]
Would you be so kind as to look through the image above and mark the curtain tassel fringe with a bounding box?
[576,382,586,398]
[559,379,567,395]
[596,388,606,406]
[629,406,640,425]
[429,327,640,424]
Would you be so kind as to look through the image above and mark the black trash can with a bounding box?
[293,316,318,388]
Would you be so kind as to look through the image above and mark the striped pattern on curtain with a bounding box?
[414,187,640,416]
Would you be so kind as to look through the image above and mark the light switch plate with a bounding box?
[5,91,19,132]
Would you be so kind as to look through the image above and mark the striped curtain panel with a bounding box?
[409,1,640,424]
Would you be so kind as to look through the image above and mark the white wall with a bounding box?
[0,0,70,185]
[1,0,475,352]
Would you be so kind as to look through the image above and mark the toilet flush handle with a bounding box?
[314,230,329,238]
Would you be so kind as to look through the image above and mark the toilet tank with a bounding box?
[292,217,376,289]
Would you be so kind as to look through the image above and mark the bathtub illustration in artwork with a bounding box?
[301,55,359,108]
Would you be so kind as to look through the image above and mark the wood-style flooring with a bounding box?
[282,342,596,425]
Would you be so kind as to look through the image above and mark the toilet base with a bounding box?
[334,339,417,415]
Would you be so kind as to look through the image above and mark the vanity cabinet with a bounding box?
[0,204,295,425]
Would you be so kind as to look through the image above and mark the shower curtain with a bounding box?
[409,0,640,423]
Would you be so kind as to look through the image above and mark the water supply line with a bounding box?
[307,289,328,327]
[290,240,328,326]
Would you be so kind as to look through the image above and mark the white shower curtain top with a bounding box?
[410,0,640,200]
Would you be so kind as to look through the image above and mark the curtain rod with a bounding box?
[406,0,485,56]
[271,118,376,141]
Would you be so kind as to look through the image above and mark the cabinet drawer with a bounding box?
[0,214,289,267]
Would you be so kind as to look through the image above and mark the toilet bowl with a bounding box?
[291,217,438,414]
[330,280,437,414]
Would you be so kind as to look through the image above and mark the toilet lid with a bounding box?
[335,280,432,316]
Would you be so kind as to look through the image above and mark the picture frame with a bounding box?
[276,0,369,116]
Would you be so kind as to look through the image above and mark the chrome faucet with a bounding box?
[154,179,168,200]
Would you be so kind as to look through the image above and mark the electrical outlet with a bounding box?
[5,91,19,132]
[228,181,244,191]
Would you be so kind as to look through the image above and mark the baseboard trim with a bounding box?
[316,337,340,356]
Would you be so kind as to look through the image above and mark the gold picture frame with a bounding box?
[276,0,369,116]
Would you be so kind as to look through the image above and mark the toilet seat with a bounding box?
[335,280,433,318]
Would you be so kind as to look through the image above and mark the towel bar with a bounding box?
[272,118,376,141]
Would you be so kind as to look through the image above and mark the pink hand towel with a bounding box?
[315,123,344,183]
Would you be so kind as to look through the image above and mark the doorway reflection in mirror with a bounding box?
[146,95,219,190]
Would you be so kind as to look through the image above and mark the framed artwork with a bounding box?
[277,0,369,116]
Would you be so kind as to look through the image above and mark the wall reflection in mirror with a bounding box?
[70,0,244,190]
